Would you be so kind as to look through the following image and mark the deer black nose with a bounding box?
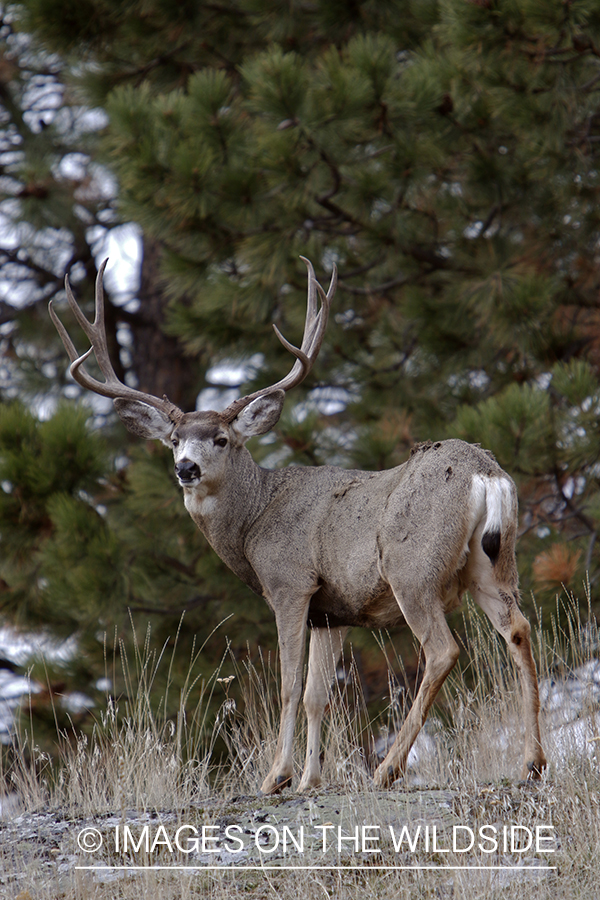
[175,458,201,482]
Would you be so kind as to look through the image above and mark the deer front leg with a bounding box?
[297,626,348,793]
[260,603,309,795]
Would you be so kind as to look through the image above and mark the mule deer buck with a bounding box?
[49,258,546,793]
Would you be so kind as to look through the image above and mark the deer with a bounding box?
[49,258,547,794]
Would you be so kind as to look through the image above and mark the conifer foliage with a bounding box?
[2,1,600,739]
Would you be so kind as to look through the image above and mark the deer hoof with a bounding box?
[521,756,547,781]
[259,773,292,795]
[297,774,321,793]
[373,762,397,789]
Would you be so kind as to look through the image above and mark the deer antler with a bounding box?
[221,257,337,422]
[49,259,184,423]
[50,257,336,424]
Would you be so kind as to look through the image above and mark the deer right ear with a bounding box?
[113,398,174,445]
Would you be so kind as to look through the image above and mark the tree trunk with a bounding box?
[128,239,200,411]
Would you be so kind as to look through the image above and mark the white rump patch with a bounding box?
[470,474,515,536]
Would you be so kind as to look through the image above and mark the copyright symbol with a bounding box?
[77,827,103,853]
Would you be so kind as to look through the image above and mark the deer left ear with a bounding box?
[232,390,285,441]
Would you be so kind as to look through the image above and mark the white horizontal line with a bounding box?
[76,864,557,872]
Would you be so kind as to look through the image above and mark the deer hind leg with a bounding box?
[260,602,309,795]
[468,543,546,779]
[373,586,460,788]
[297,626,348,793]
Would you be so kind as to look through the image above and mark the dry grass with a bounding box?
[1,594,599,899]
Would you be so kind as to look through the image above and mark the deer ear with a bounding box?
[114,398,174,445]
[232,390,285,441]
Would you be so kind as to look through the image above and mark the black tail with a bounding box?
[481,530,501,565]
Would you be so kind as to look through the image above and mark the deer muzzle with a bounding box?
[175,459,201,484]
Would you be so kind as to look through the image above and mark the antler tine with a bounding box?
[49,260,184,422]
[276,256,336,369]
[222,257,337,422]
[62,259,117,392]
[64,258,108,348]
[301,255,319,325]
[48,298,111,399]
[48,297,84,368]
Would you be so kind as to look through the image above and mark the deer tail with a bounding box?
[472,474,516,566]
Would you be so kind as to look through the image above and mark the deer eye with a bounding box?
[172,437,179,448]
[215,437,228,448]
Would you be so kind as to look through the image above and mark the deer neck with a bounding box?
[181,448,273,593]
